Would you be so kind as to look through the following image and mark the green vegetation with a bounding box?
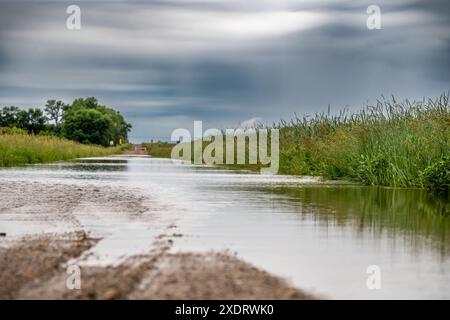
[1,97,131,147]
[420,155,449,196]
[277,94,449,194]
[0,131,128,167]
[44,99,65,133]
[0,96,132,167]
[142,141,175,158]
[62,97,131,146]
[150,94,449,195]
[0,107,47,134]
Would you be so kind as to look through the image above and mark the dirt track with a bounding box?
[0,232,312,299]
[122,144,149,156]
[0,179,314,300]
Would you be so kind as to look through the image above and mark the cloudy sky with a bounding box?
[0,0,448,142]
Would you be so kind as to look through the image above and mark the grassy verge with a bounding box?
[0,131,129,167]
[144,95,450,195]
[277,95,449,195]
[142,142,175,158]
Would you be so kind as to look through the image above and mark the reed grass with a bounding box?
[277,94,449,192]
[141,94,450,194]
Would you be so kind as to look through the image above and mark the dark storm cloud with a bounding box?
[0,0,448,141]
[399,0,450,17]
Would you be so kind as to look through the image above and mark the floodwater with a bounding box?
[1,156,449,299]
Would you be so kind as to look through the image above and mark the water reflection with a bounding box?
[258,186,450,256]
[1,157,449,299]
[53,159,129,172]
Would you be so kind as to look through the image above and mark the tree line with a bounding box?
[0,97,131,147]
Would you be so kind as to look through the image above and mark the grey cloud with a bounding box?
[0,0,448,142]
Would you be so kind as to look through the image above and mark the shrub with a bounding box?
[0,127,28,135]
[62,108,115,147]
[420,155,450,196]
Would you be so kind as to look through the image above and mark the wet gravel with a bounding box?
[0,180,313,299]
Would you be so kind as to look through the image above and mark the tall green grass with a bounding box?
[0,130,128,167]
[277,94,449,193]
[169,94,449,193]
[142,95,449,194]
[142,141,175,158]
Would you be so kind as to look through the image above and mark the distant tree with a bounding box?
[2,97,131,146]
[0,106,20,127]
[44,100,66,133]
[71,97,99,110]
[62,97,131,145]
[61,108,115,146]
[16,108,47,134]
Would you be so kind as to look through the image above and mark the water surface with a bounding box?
[1,157,448,299]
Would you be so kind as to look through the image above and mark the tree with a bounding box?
[44,100,66,133]
[61,108,115,146]
[16,108,47,134]
[2,97,131,146]
[0,106,20,127]
[1,106,47,134]
[62,97,131,145]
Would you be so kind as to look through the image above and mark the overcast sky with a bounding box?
[0,0,449,142]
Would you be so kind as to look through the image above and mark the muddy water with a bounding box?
[0,157,449,299]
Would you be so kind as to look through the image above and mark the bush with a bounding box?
[62,108,115,147]
[420,155,450,196]
[0,127,28,135]
[62,97,131,146]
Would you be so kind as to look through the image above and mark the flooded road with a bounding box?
[1,156,449,299]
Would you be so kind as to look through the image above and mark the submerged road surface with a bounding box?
[0,156,449,299]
